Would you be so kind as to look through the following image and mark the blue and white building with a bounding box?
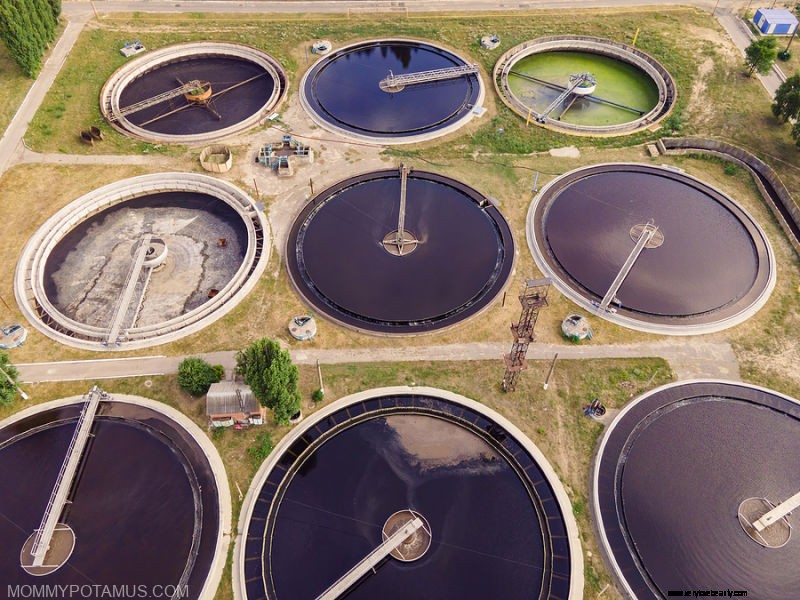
[753,8,799,35]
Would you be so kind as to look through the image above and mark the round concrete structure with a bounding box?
[527,163,775,335]
[300,39,484,144]
[100,42,286,144]
[494,36,675,135]
[0,394,231,599]
[234,386,583,600]
[593,381,800,599]
[286,169,514,335]
[15,173,270,350]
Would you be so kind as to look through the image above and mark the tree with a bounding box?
[0,0,60,77]
[177,357,224,396]
[793,120,800,149]
[745,37,778,77]
[772,74,800,122]
[0,351,21,406]
[236,338,301,425]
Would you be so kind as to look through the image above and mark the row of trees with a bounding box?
[178,337,302,425]
[0,0,61,77]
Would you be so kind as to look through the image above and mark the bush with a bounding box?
[723,162,740,176]
[312,388,325,403]
[212,364,225,381]
[177,357,224,396]
[662,113,683,133]
[778,50,792,61]
[248,431,273,464]
[0,351,20,406]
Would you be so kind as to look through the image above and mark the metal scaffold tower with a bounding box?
[502,278,551,392]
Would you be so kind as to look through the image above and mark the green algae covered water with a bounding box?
[507,51,658,126]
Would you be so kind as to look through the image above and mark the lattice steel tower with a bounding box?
[502,278,551,392]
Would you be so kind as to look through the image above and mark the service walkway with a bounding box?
[16,339,741,384]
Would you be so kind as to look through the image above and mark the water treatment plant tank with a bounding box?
[594,381,800,599]
[15,173,270,350]
[300,39,484,144]
[0,393,230,599]
[286,167,514,334]
[527,163,775,334]
[235,387,583,600]
[495,36,675,135]
[100,42,286,143]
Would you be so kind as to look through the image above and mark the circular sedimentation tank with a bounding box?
[286,168,514,334]
[15,173,270,350]
[494,36,675,135]
[593,381,800,599]
[235,387,583,600]
[100,42,286,143]
[300,39,484,143]
[527,163,775,334]
[1,393,230,598]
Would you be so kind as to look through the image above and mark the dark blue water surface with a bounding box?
[304,41,480,136]
[533,165,771,323]
[0,403,219,599]
[287,170,514,333]
[119,56,275,135]
[595,382,800,599]
[247,392,576,600]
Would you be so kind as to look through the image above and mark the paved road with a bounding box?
[16,340,741,383]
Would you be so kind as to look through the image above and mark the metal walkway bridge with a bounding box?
[597,221,659,313]
[29,386,105,567]
[536,72,595,123]
[109,80,207,121]
[105,234,154,346]
[315,517,424,600]
[754,490,800,532]
[379,64,478,91]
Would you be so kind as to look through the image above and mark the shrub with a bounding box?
[248,431,274,464]
[312,388,325,403]
[0,351,21,406]
[177,357,223,396]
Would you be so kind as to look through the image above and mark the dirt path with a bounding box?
[17,147,182,168]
